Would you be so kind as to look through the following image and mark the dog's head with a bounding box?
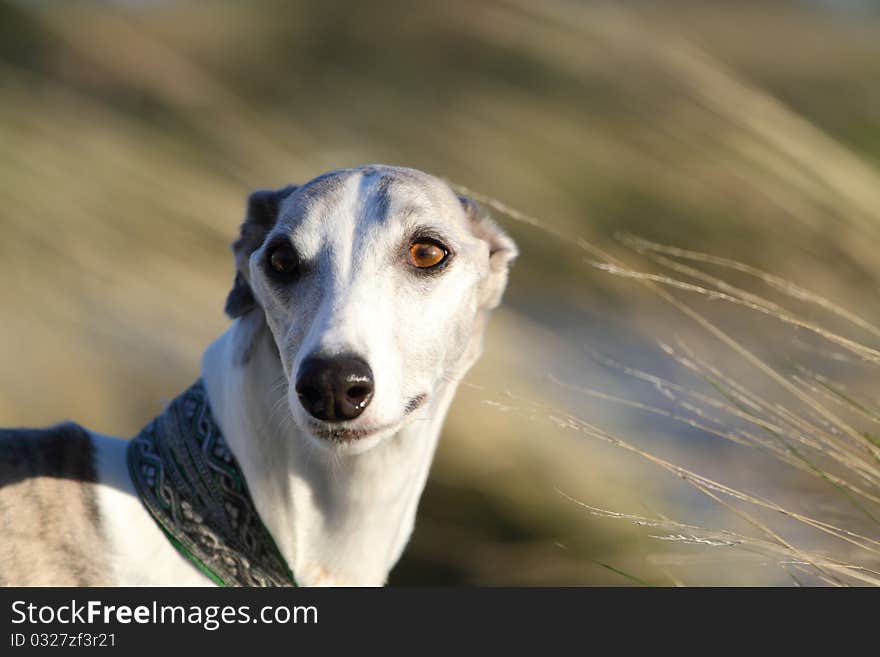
[225,165,517,453]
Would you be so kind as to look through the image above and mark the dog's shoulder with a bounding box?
[0,422,111,585]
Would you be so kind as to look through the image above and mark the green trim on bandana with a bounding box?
[127,380,295,587]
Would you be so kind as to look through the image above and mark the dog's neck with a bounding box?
[200,313,481,586]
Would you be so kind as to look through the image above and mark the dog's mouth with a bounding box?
[309,424,391,443]
[305,394,428,443]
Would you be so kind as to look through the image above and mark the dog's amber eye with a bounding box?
[408,242,447,269]
[267,242,299,277]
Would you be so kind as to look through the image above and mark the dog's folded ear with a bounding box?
[459,196,518,310]
[225,185,298,318]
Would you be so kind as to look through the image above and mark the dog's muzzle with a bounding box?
[295,354,375,422]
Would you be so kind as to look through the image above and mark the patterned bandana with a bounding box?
[127,380,295,587]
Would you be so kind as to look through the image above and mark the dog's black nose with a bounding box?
[295,354,375,422]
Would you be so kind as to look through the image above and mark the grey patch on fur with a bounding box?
[0,423,110,585]
[290,169,349,209]
[358,172,396,224]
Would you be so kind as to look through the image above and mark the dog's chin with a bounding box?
[289,415,400,455]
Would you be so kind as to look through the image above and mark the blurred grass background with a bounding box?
[2,0,880,585]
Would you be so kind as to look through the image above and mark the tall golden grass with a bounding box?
[460,187,880,585]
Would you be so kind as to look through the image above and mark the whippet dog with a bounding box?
[0,165,517,586]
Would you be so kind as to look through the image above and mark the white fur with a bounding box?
[88,165,516,585]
